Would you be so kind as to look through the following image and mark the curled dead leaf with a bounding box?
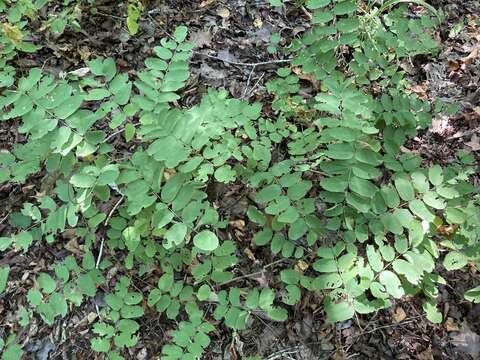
[243,247,256,262]
[2,23,23,43]
[217,7,230,19]
[466,134,480,152]
[445,317,460,332]
[190,30,212,49]
[417,346,434,360]
[463,43,480,65]
[393,307,407,323]
[451,328,480,356]
[295,260,309,272]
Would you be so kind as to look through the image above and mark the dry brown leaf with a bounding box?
[190,30,212,49]
[448,60,460,72]
[78,46,92,62]
[217,7,230,18]
[451,328,480,356]
[430,116,451,135]
[393,307,407,323]
[229,219,245,229]
[253,17,263,28]
[199,0,215,7]
[466,134,480,152]
[243,248,256,262]
[292,67,320,89]
[417,347,434,360]
[463,43,480,65]
[445,317,460,332]
[164,168,177,180]
[64,237,83,256]
[2,23,23,43]
[295,260,309,272]
[331,350,346,360]
[253,272,269,288]
[408,84,428,100]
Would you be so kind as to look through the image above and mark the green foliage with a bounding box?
[0,334,23,360]
[127,0,143,36]
[1,1,479,359]
[0,266,9,294]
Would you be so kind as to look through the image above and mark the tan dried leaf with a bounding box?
[445,317,460,332]
[2,23,23,43]
[451,328,480,355]
[295,260,309,272]
[417,346,434,360]
[190,30,212,49]
[393,307,407,323]
[466,134,480,152]
[217,7,230,18]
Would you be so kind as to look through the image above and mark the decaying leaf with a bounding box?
[451,328,480,356]
[2,23,23,43]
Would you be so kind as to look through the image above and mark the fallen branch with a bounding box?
[194,52,292,67]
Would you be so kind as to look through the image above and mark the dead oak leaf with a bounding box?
[445,317,460,332]
[451,329,480,356]
[393,307,407,323]
[199,0,215,7]
[417,347,434,360]
[466,134,480,152]
[463,43,480,65]
[217,7,230,18]
[190,30,212,49]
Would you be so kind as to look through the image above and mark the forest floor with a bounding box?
[1,0,480,359]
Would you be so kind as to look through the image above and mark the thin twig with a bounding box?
[0,211,10,226]
[105,123,139,142]
[265,347,302,360]
[352,315,424,338]
[104,195,125,227]
[95,238,105,269]
[94,11,126,20]
[219,258,287,286]
[242,64,256,99]
[248,72,265,97]
[96,195,124,269]
[194,52,292,67]
[105,128,125,142]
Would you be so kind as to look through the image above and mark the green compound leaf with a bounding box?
[165,223,188,248]
[324,291,355,322]
[277,206,300,224]
[379,271,404,299]
[70,173,96,188]
[121,305,145,319]
[428,165,443,186]
[256,184,282,203]
[394,177,415,201]
[280,269,301,285]
[423,299,442,323]
[445,207,467,224]
[443,251,467,271]
[193,230,219,252]
[392,259,422,285]
[464,286,480,303]
[320,176,348,192]
[91,337,111,353]
[214,165,236,183]
[0,266,10,294]
[349,176,378,198]
[37,273,57,294]
[408,199,435,222]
